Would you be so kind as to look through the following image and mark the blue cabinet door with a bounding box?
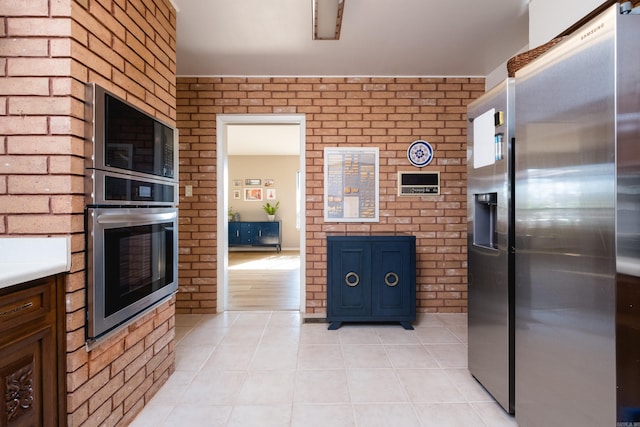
[255,222,280,245]
[372,240,415,317]
[328,239,371,317]
[228,222,242,245]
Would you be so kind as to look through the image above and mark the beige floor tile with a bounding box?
[267,311,303,327]
[182,370,247,405]
[427,343,469,368]
[436,313,468,327]
[395,369,466,403]
[250,343,299,371]
[414,313,446,327]
[298,344,344,370]
[177,324,228,347]
[384,344,440,369]
[174,326,192,345]
[375,327,421,345]
[174,313,205,328]
[197,312,240,328]
[413,402,487,427]
[162,404,232,427]
[260,327,301,347]
[200,344,256,372]
[342,344,392,369]
[299,323,341,345]
[338,326,380,345]
[294,369,350,403]
[448,325,468,343]
[231,311,274,327]
[347,368,408,403]
[415,326,463,344]
[236,371,296,404]
[219,324,265,346]
[291,404,355,427]
[352,403,421,427]
[226,404,292,427]
[128,402,174,427]
[174,345,215,372]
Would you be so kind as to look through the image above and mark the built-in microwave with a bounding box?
[84,83,178,184]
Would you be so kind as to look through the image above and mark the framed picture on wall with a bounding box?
[264,179,274,187]
[244,188,263,201]
[266,188,276,200]
[233,189,241,199]
[233,179,242,187]
[245,179,261,186]
[324,147,379,222]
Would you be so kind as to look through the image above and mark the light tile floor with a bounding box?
[130,312,518,427]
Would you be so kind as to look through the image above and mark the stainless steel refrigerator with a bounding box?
[514,5,640,426]
[467,78,515,414]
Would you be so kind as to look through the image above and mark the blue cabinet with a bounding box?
[228,221,281,252]
[327,235,416,329]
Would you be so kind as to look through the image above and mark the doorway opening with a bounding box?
[216,114,306,313]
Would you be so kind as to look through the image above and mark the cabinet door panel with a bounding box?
[0,326,56,427]
[372,241,414,317]
[256,222,279,245]
[328,242,371,316]
[228,223,242,245]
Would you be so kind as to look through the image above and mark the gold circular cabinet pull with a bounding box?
[385,272,399,287]
[344,272,360,287]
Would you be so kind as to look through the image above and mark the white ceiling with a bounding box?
[172,0,530,77]
[173,0,530,155]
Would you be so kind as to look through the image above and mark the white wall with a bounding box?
[484,43,529,91]
[228,155,300,249]
[529,0,606,47]
[486,0,607,89]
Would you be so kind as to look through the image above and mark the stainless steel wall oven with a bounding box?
[84,83,178,344]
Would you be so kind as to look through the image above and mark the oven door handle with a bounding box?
[96,211,177,225]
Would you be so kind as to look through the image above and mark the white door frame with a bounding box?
[216,114,306,312]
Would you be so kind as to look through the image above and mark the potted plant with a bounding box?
[262,201,279,221]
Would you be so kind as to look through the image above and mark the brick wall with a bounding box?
[176,77,484,315]
[1,0,177,425]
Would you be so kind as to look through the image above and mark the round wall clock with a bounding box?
[407,140,433,167]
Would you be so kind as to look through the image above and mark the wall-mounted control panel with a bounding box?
[397,171,440,196]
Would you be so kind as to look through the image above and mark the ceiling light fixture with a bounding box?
[313,0,345,40]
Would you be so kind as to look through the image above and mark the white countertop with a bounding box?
[0,237,71,290]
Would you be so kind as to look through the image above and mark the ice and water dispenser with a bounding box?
[473,192,497,249]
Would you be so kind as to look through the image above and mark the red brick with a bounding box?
[0,0,49,16]
[0,78,50,95]
[6,17,72,37]
[0,38,48,57]
[7,57,72,76]
[0,116,47,134]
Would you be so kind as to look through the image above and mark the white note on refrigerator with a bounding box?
[473,108,496,169]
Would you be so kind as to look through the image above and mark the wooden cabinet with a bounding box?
[229,221,281,252]
[0,276,65,427]
[327,235,416,330]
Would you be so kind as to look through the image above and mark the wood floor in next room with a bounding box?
[227,250,300,311]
